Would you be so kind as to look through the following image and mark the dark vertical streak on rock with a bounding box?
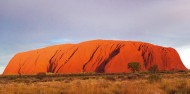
[59,46,76,60]
[56,48,78,73]
[64,48,78,64]
[47,50,59,73]
[82,46,100,72]
[92,56,103,68]
[18,54,32,74]
[138,43,153,68]
[162,48,168,68]
[34,54,41,66]
[95,44,123,73]
[147,52,153,66]
[18,57,22,75]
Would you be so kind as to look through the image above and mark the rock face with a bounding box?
[3,40,187,75]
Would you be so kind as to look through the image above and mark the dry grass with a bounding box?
[0,72,190,94]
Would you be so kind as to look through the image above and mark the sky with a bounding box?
[0,0,190,73]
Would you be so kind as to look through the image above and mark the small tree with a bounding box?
[149,64,159,73]
[128,62,141,73]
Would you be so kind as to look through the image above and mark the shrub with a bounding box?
[128,62,141,73]
[148,64,159,73]
[117,75,125,79]
[147,74,161,83]
[36,72,47,76]
[81,77,89,80]
[161,79,190,94]
[105,76,116,81]
[127,73,138,80]
[36,72,47,80]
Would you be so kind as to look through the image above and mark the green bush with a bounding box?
[128,62,141,73]
[148,64,159,73]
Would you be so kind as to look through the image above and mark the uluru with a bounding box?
[3,40,187,75]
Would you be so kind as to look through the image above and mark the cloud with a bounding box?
[176,45,190,69]
[0,54,14,66]
[0,66,5,74]
[49,38,79,44]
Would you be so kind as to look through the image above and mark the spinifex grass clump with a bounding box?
[147,74,162,83]
[0,72,190,94]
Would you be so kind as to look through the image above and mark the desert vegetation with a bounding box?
[128,62,141,73]
[148,64,159,73]
[0,71,190,94]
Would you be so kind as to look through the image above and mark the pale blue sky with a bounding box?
[0,0,190,73]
